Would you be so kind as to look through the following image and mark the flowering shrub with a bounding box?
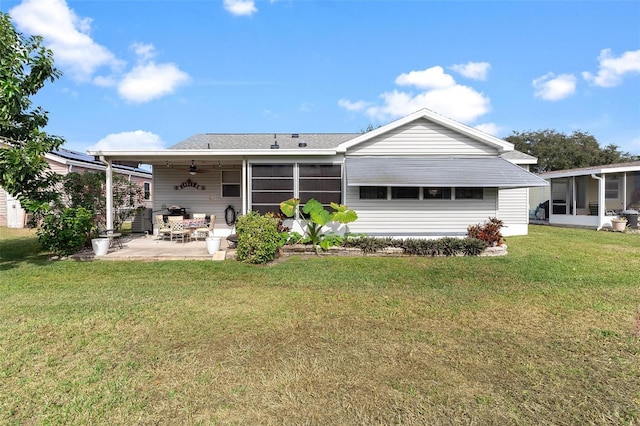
[467,217,504,247]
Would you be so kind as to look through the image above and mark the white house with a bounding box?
[0,148,153,229]
[88,109,548,238]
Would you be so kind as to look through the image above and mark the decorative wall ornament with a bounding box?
[174,179,206,190]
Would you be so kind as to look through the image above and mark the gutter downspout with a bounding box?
[591,174,605,230]
[99,156,114,231]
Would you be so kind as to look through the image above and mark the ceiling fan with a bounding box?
[167,160,209,175]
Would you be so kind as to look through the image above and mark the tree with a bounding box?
[62,171,145,231]
[0,12,64,216]
[505,129,636,173]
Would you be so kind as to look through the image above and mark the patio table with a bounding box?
[183,218,206,230]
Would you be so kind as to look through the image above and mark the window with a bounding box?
[455,187,483,200]
[424,187,451,199]
[299,164,342,205]
[250,163,341,214]
[605,176,619,199]
[222,170,241,198]
[391,187,419,199]
[360,186,387,200]
[143,182,151,200]
[251,165,294,214]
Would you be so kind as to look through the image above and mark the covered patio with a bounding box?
[537,161,640,230]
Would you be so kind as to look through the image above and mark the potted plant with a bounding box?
[610,216,627,232]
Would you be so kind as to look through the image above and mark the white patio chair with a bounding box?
[194,214,216,241]
[154,214,171,240]
[168,216,191,243]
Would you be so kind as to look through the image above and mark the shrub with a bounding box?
[342,235,394,254]
[438,237,464,257]
[461,237,487,256]
[467,217,504,246]
[235,211,281,264]
[37,207,94,256]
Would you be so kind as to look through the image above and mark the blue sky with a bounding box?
[3,0,640,155]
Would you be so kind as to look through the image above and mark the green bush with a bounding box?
[342,235,395,254]
[37,207,94,256]
[339,236,486,257]
[235,211,281,264]
[461,237,487,256]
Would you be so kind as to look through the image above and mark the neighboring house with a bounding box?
[0,148,153,228]
[536,161,640,230]
[88,109,548,238]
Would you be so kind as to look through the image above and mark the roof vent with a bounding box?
[298,142,307,148]
[291,133,299,138]
[270,134,279,149]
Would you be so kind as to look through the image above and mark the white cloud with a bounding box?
[223,0,258,16]
[474,123,503,136]
[532,73,577,101]
[88,131,165,151]
[118,61,190,104]
[582,48,640,88]
[341,65,491,124]
[9,0,123,81]
[395,66,456,89]
[131,42,156,62]
[450,61,491,81]
[338,99,371,112]
[10,0,190,103]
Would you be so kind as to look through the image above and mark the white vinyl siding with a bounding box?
[347,118,498,157]
[498,187,529,228]
[153,166,241,232]
[345,186,498,236]
[0,188,7,227]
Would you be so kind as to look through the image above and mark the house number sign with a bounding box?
[174,178,206,190]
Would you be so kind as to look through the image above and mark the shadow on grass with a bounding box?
[0,234,51,270]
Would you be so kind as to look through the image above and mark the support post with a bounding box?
[100,156,114,230]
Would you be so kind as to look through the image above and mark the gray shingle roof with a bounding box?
[170,133,358,150]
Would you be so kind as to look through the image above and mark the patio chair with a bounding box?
[194,214,216,241]
[154,214,171,240]
[168,216,191,243]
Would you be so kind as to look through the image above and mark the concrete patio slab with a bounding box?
[72,234,232,261]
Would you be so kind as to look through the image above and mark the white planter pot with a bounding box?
[206,237,221,254]
[611,220,627,232]
[91,238,110,256]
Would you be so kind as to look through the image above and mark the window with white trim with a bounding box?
[143,182,151,200]
[251,165,294,214]
[221,170,241,198]
[424,187,451,199]
[391,187,419,199]
[454,187,483,200]
[299,164,342,206]
[360,186,387,200]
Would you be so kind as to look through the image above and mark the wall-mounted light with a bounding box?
[189,160,197,175]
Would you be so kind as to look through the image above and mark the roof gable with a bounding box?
[336,108,514,154]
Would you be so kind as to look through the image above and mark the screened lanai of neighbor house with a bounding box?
[87,109,548,239]
[536,161,640,230]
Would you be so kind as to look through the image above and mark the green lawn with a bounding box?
[1,226,639,425]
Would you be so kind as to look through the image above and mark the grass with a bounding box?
[1,225,639,425]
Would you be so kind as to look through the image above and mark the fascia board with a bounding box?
[87,149,338,162]
[540,165,640,179]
